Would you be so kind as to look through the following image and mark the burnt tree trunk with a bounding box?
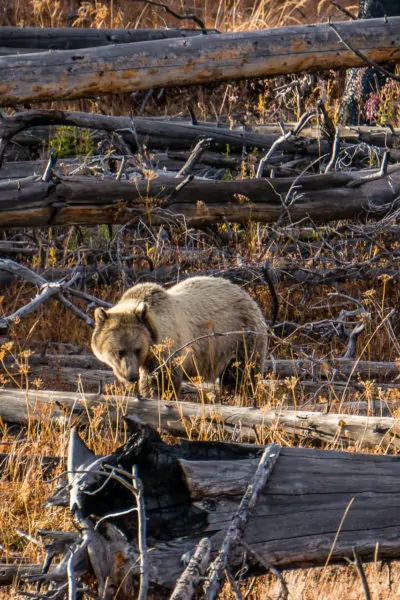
[1,18,400,104]
[22,424,400,597]
[1,167,400,228]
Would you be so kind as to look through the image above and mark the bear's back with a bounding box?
[118,282,168,308]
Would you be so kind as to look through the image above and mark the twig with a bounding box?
[203,444,281,599]
[256,128,292,178]
[345,548,371,600]
[0,270,81,326]
[378,150,390,177]
[67,537,88,600]
[329,20,400,83]
[243,576,256,600]
[170,537,211,600]
[132,0,207,32]
[224,566,244,600]
[116,156,128,181]
[132,465,148,600]
[187,104,198,125]
[318,100,336,142]
[342,322,365,359]
[57,293,94,328]
[176,137,212,178]
[255,112,316,179]
[324,126,341,173]
[0,259,105,328]
[66,288,112,309]
[329,0,357,20]
[42,151,57,182]
[16,529,43,548]
[240,540,288,600]
[139,88,154,115]
[167,174,194,202]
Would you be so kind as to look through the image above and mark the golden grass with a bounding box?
[1,0,359,31]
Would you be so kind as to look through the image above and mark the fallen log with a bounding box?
[19,423,400,596]
[1,166,400,228]
[4,349,400,409]
[0,109,295,154]
[11,353,400,383]
[0,564,46,586]
[5,110,400,156]
[0,26,214,54]
[0,388,399,450]
[9,367,400,412]
[1,18,400,104]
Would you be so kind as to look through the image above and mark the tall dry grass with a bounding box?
[1,0,358,31]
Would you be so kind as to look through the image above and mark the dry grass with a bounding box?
[0,0,358,31]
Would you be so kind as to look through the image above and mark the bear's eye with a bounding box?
[117,350,127,360]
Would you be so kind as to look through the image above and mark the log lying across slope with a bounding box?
[1,388,399,450]
[1,166,400,227]
[0,26,213,54]
[1,17,400,104]
[28,424,400,595]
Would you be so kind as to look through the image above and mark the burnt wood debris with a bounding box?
[5,420,400,598]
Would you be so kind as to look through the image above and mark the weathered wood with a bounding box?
[0,26,214,53]
[10,353,400,382]
[179,447,400,569]
[3,352,400,408]
[0,109,292,153]
[1,18,400,104]
[5,111,400,168]
[36,426,400,594]
[0,564,45,585]
[1,166,400,228]
[4,355,400,412]
[5,110,400,155]
[0,389,399,450]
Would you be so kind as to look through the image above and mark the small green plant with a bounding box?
[49,126,96,158]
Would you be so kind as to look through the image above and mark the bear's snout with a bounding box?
[116,356,140,385]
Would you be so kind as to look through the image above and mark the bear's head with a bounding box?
[91,302,157,385]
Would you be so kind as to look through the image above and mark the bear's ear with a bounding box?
[94,307,109,324]
[135,301,148,321]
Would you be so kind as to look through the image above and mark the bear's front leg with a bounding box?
[138,369,153,398]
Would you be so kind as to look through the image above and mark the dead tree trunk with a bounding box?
[15,423,400,597]
[1,18,400,104]
[1,167,400,228]
[0,26,214,54]
[0,388,399,450]
[4,110,400,156]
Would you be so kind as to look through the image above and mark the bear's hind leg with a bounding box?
[221,339,265,397]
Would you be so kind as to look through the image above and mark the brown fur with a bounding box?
[91,276,268,396]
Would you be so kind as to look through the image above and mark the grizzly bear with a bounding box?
[91,276,268,397]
